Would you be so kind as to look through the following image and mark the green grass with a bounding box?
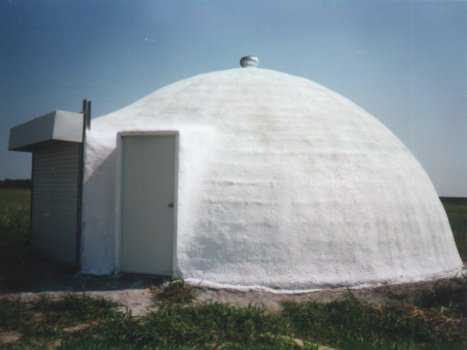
[0,188,30,243]
[0,188,32,291]
[0,293,320,350]
[0,187,30,207]
[88,303,315,349]
[441,197,467,260]
[0,294,120,349]
[1,282,466,349]
[283,290,467,350]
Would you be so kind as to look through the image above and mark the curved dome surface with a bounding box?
[82,67,462,290]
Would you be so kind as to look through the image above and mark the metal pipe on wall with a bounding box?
[76,99,91,268]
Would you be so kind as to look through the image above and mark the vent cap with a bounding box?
[240,56,259,68]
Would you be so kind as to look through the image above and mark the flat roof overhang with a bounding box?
[9,110,83,152]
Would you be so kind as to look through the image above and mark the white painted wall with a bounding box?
[81,68,463,290]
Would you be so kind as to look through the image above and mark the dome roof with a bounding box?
[83,67,462,290]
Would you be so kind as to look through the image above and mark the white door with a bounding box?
[120,134,176,275]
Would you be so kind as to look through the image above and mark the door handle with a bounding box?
[168,202,174,208]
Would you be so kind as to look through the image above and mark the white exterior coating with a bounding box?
[81,67,463,290]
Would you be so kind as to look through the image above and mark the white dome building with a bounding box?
[10,57,462,290]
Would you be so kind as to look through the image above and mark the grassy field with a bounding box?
[440,197,467,260]
[0,188,32,292]
[0,188,466,349]
[0,187,30,243]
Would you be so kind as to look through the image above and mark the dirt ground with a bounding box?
[1,267,466,316]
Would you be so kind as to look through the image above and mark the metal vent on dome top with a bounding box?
[240,56,259,68]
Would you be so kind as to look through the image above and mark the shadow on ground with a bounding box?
[0,242,167,293]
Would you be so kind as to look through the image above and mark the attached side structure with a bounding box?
[9,110,84,266]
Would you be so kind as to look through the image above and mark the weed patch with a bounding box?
[413,279,467,316]
[152,279,196,305]
[282,291,467,349]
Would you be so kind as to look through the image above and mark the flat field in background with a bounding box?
[0,187,29,244]
[440,197,467,260]
[0,187,31,291]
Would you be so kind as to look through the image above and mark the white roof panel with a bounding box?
[9,110,83,151]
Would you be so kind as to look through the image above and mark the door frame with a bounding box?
[114,130,179,276]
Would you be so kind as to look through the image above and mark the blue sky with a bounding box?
[1,0,466,196]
